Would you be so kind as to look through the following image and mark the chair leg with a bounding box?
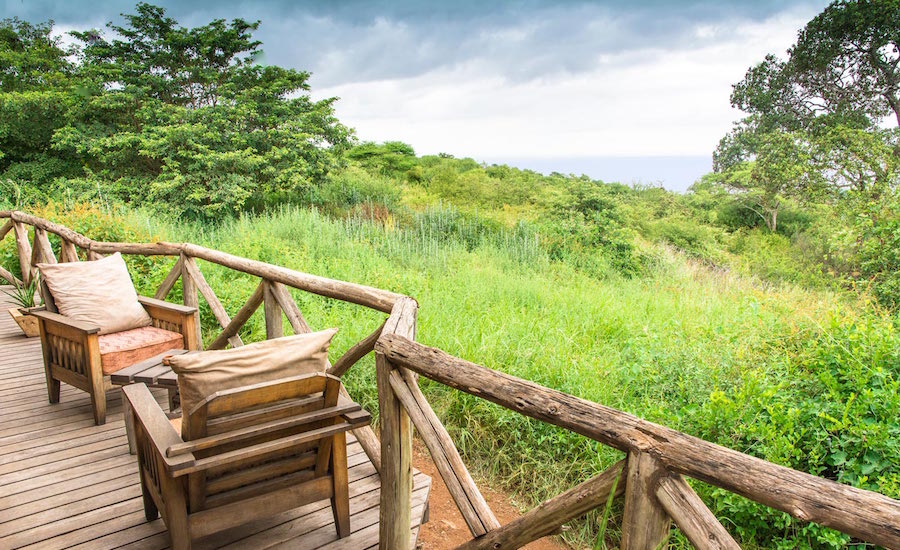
[167,388,179,412]
[123,388,137,454]
[161,476,192,550]
[331,432,351,538]
[45,373,60,404]
[90,380,107,425]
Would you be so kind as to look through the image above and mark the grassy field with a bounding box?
[4,203,897,548]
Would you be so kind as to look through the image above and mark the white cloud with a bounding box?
[313,9,816,159]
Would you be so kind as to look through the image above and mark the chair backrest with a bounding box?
[40,279,58,313]
[181,372,344,512]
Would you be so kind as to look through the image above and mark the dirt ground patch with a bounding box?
[413,442,569,550]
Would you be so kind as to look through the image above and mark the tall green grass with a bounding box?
[4,204,895,548]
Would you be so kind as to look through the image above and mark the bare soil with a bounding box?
[413,442,569,550]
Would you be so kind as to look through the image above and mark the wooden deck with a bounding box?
[0,291,430,549]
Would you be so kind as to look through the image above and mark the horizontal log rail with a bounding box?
[376,333,900,549]
[0,210,403,313]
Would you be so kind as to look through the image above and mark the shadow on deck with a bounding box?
[0,290,430,549]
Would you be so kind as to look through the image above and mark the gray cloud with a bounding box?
[4,0,827,87]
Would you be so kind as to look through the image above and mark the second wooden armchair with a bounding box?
[31,296,197,425]
[123,372,370,549]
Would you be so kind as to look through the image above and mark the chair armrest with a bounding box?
[138,296,197,316]
[170,419,366,477]
[122,383,194,472]
[166,402,364,458]
[29,309,100,334]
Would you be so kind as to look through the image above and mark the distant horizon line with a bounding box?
[467,154,713,193]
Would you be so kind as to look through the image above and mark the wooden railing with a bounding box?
[0,209,403,474]
[3,210,900,549]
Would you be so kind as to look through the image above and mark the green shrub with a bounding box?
[687,312,900,547]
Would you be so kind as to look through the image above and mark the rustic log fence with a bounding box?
[2,209,900,549]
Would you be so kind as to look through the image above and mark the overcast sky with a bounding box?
[5,0,830,190]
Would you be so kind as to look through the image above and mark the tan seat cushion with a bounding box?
[38,252,151,335]
[98,326,185,375]
[168,329,337,439]
[168,416,182,433]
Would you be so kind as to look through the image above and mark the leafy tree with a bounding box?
[716,0,900,238]
[51,3,352,220]
[0,19,84,188]
[790,0,900,129]
[347,141,417,177]
[0,18,73,92]
[72,3,262,109]
[714,130,823,232]
[732,0,899,133]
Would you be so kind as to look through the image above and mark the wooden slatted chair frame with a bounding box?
[31,297,198,425]
[122,372,370,550]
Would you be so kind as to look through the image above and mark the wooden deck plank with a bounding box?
[0,287,430,549]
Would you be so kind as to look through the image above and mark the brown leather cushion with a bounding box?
[98,326,184,375]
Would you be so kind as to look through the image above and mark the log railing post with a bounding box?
[34,228,57,265]
[154,256,183,300]
[182,256,243,348]
[0,219,12,243]
[12,222,33,285]
[378,296,418,550]
[620,451,671,549]
[262,280,284,340]
[180,253,203,350]
[60,239,79,262]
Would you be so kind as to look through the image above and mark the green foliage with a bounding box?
[689,313,900,547]
[0,18,73,92]
[855,190,900,307]
[0,273,41,308]
[346,141,417,178]
[0,4,351,221]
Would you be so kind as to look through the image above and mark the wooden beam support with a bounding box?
[378,296,418,550]
[182,256,242,348]
[207,282,265,351]
[390,369,498,537]
[34,228,57,264]
[0,219,14,242]
[262,280,284,340]
[180,254,203,350]
[655,475,740,550]
[268,281,312,334]
[399,364,500,532]
[376,334,900,550]
[9,210,92,249]
[328,320,387,378]
[0,264,22,286]
[455,460,626,550]
[12,222,32,285]
[60,239,79,263]
[4,211,404,313]
[621,450,670,549]
[154,256,184,300]
[181,242,402,313]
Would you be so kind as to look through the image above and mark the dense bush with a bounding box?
[688,313,900,547]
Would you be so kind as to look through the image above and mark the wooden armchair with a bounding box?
[32,296,198,425]
[122,372,369,550]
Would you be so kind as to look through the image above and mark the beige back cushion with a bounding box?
[38,252,152,335]
[168,328,338,439]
